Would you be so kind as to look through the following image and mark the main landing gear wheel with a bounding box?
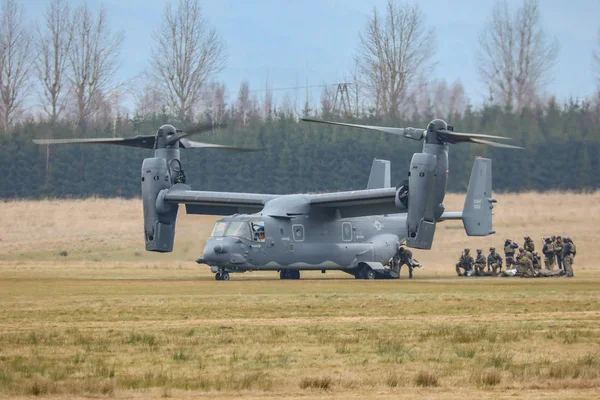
[364,268,375,280]
[215,272,229,281]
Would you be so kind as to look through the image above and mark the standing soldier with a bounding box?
[554,236,564,273]
[456,248,474,276]
[516,247,536,277]
[474,249,486,276]
[542,238,555,270]
[504,239,518,270]
[487,247,503,276]
[524,236,535,253]
[562,237,576,278]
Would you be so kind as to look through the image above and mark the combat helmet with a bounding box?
[476,249,482,253]
[464,248,470,253]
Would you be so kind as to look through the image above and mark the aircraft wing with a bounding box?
[164,186,279,215]
[307,188,400,218]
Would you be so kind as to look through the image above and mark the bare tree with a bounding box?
[203,81,226,127]
[236,80,250,126]
[0,0,33,133]
[69,4,123,131]
[478,0,558,111]
[36,0,73,125]
[356,0,435,120]
[132,73,164,119]
[431,79,467,118]
[151,0,225,122]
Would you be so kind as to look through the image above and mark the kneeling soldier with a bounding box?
[474,249,486,276]
[456,248,474,276]
[487,247,503,276]
[517,247,536,277]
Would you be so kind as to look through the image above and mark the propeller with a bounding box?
[33,123,261,152]
[301,118,523,149]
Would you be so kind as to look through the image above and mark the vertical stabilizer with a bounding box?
[462,157,495,236]
[367,158,391,189]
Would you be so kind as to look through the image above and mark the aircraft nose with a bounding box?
[214,243,227,254]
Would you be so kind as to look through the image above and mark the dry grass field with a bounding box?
[0,192,599,399]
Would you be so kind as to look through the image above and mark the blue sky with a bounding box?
[20,0,600,111]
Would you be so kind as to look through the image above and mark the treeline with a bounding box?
[1,99,599,199]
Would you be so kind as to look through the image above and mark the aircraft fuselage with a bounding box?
[201,213,407,276]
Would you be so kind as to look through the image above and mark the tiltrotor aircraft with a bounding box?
[35,119,521,281]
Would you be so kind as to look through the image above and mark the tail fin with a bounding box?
[439,157,496,236]
[367,158,391,189]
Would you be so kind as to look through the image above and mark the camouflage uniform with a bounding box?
[562,238,576,277]
[523,236,535,253]
[554,236,564,273]
[474,250,486,276]
[504,240,518,270]
[487,248,503,276]
[532,251,542,270]
[393,246,416,279]
[516,248,536,277]
[456,249,474,276]
[542,238,555,270]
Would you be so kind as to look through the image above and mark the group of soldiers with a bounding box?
[455,235,577,278]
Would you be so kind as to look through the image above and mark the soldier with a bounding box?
[504,239,518,270]
[392,245,418,279]
[562,237,576,278]
[456,248,474,276]
[516,247,536,277]
[542,237,555,270]
[532,251,542,270]
[554,236,564,273]
[524,236,535,253]
[474,249,486,276]
[487,247,503,276]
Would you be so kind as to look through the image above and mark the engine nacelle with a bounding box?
[405,153,437,249]
[142,157,179,252]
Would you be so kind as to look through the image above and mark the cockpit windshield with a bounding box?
[224,221,251,241]
[211,221,228,237]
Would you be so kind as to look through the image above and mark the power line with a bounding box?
[249,82,351,93]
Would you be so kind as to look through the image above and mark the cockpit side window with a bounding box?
[251,221,265,242]
[211,221,228,237]
[224,221,251,241]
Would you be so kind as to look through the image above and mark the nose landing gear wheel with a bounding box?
[221,271,230,281]
[215,272,222,280]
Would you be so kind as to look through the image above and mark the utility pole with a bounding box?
[332,83,351,114]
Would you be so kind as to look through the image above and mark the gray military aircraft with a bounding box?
[35,118,521,281]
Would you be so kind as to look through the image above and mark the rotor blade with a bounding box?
[179,138,261,151]
[301,118,425,140]
[166,123,226,145]
[438,129,512,141]
[470,138,524,149]
[33,135,156,149]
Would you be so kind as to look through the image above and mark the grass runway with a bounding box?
[0,193,599,398]
[0,267,599,399]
